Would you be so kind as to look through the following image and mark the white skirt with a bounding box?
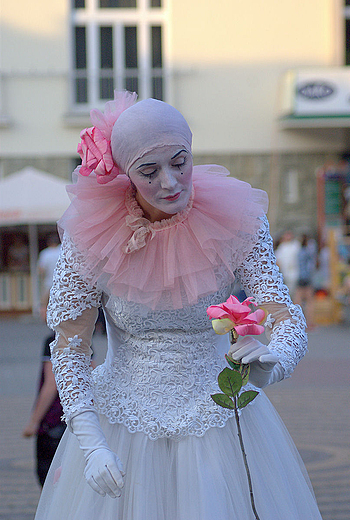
[35,392,322,520]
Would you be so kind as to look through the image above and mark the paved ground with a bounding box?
[265,324,350,520]
[0,315,349,519]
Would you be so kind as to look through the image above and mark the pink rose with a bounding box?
[76,90,137,184]
[207,295,265,336]
[77,126,120,184]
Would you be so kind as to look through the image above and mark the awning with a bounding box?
[0,167,70,226]
[0,167,70,315]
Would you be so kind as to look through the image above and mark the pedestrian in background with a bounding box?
[37,234,61,320]
[23,233,64,486]
[275,230,300,298]
[294,234,317,329]
[23,335,96,486]
[22,334,66,487]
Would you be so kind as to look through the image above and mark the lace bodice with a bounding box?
[92,300,237,440]
[48,216,307,440]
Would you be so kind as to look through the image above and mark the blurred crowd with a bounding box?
[274,231,327,329]
[274,229,350,329]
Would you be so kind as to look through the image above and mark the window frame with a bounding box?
[70,0,170,110]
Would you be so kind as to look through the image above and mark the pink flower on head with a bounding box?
[77,126,120,184]
[77,90,137,184]
[207,295,265,337]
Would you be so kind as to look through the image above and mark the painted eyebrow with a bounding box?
[171,149,187,159]
[136,162,157,170]
[136,149,187,169]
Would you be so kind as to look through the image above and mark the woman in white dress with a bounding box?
[35,91,322,519]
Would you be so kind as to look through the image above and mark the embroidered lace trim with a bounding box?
[235,215,307,378]
[50,334,95,422]
[91,327,257,440]
[47,234,102,329]
[47,236,101,421]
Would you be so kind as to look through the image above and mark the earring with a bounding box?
[149,180,152,184]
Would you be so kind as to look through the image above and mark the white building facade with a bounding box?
[1,0,350,235]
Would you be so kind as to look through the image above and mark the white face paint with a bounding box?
[128,145,193,222]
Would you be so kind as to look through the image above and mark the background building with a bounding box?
[1,0,350,311]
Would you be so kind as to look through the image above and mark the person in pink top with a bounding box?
[35,91,321,519]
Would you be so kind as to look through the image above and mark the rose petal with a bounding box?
[247,308,266,324]
[212,318,235,335]
[236,311,265,325]
[221,303,251,322]
[226,295,241,306]
[206,305,229,320]
[234,323,265,336]
[242,296,257,307]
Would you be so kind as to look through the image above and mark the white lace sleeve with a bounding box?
[235,215,307,379]
[47,233,102,422]
[47,233,102,328]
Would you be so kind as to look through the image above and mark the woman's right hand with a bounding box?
[84,448,125,498]
[228,336,279,388]
[70,410,125,498]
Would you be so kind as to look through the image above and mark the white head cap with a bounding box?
[111,98,192,174]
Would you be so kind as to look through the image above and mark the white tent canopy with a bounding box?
[0,167,70,225]
[0,167,70,315]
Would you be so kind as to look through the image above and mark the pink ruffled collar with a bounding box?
[59,165,268,310]
[123,185,195,253]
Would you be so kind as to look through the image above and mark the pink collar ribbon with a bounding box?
[124,214,156,254]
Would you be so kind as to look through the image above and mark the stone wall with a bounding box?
[1,151,340,240]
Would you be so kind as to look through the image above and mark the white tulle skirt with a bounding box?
[35,392,322,520]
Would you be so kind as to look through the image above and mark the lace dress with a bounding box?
[35,169,322,520]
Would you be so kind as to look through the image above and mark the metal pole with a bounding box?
[28,224,40,317]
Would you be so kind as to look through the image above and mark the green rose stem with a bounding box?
[212,329,261,520]
[232,390,260,520]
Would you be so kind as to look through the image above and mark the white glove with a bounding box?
[70,410,125,498]
[228,336,282,388]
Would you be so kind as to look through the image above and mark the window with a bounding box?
[99,0,137,7]
[344,1,350,64]
[151,26,163,100]
[100,26,114,99]
[74,26,88,103]
[71,0,167,109]
[124,26,139,93]
[346,19,350,65]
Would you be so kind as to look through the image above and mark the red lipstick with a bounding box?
[164,192,181,201]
